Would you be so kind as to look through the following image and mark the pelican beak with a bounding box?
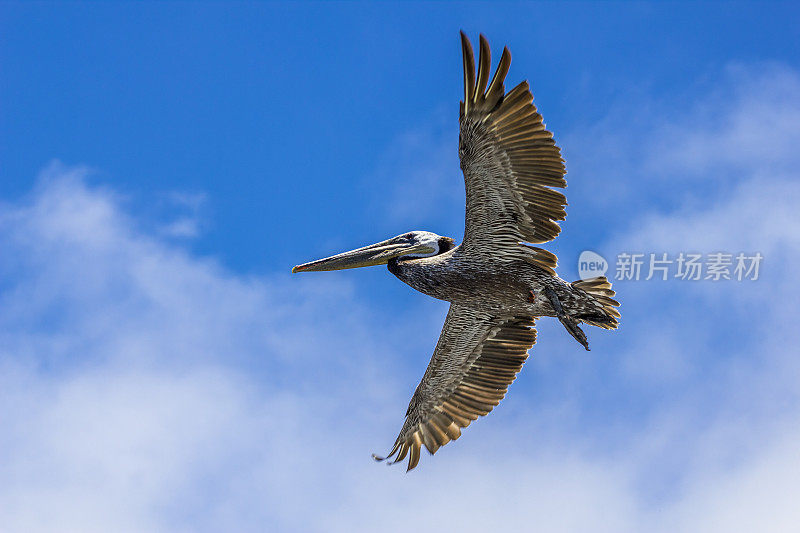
[292,236,434,273]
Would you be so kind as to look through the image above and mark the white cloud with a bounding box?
[0,164,411,532]
[1,63,800,532]
[645,63,800,177]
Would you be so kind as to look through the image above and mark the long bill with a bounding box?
[291,236,433,273]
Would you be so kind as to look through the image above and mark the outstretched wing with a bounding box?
[374,304,537,471]
[458,32,567,257]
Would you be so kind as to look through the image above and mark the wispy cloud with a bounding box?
[155,191,208,239]
[645,63,800,177]
[366,107,465,238]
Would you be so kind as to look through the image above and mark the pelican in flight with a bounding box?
[292,33,620,471]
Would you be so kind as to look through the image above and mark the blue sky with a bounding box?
[2,2,800,532]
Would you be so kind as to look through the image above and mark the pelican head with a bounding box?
[292,231,455,273]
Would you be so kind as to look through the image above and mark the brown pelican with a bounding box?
[292,33,620,471]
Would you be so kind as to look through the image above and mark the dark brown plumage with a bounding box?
[293,33,620,472]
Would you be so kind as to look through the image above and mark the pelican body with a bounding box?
[292,33,620,471]
[389,241,571,318]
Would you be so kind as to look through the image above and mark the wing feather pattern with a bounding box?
[458,32,568,256]
[374,305,537,471]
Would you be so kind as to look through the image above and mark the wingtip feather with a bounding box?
[475,34,492,102]
[460,31,476,113]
